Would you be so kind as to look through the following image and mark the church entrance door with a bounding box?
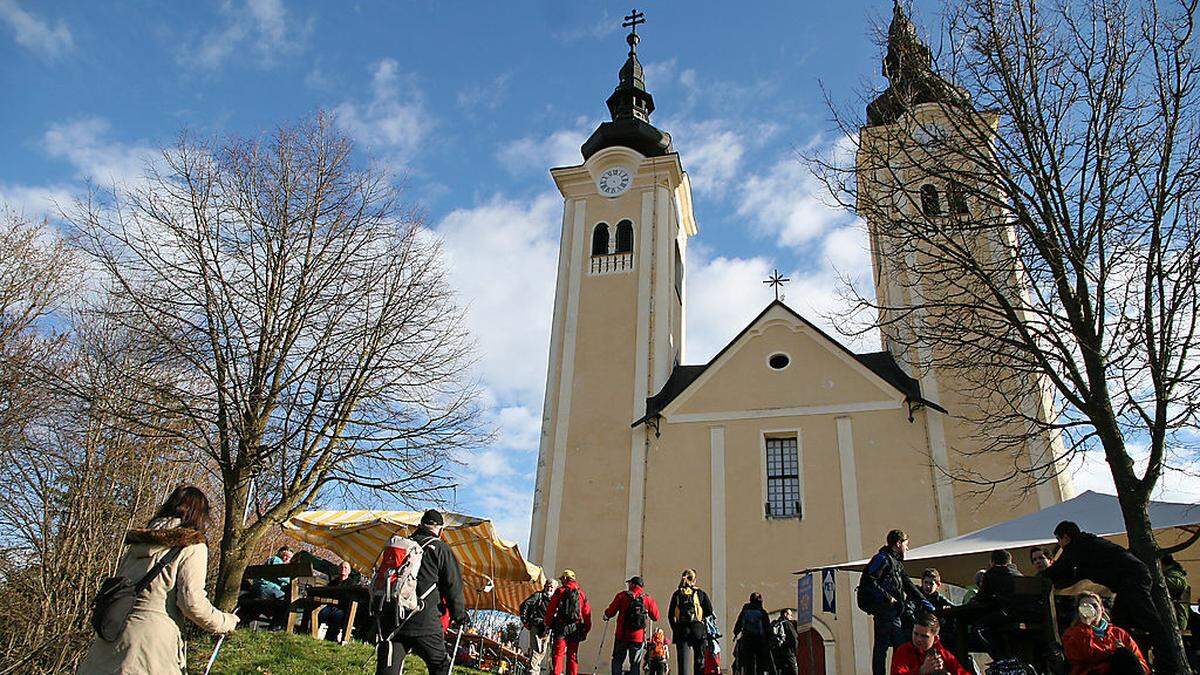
[795,628,826,675]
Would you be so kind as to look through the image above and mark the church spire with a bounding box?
[581,8,673,160]
[866,1,968,126]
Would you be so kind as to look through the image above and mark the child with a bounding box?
[647,627,670,675]
[701,639,720,675]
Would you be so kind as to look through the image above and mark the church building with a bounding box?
[528,7,1074,673]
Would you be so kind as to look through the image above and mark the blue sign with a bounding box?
[796,573,813,630]
[821,569,836,614]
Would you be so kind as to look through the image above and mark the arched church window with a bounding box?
[591,223,610,256]
[614,220,634,254]
[947,182,969,215]
[920,184,942,216]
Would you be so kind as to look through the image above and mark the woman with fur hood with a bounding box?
[78,486,238,674]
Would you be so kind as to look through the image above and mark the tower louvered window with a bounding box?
[920,184,941,216]
[765,437,801,519]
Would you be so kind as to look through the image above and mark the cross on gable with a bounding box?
[764,269,791,301]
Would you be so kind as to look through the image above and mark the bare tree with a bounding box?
[68,113,483,609]
[811,0,1198,668]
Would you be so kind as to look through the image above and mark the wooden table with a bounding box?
[242,561,328,633]
[303,584,370,644]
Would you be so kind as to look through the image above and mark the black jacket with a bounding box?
[520,589,553,632]
[865,547,922,607]
[398,527,467,636]
[668,585,713,644]
[1040,531,1150,592]
[733,602,770,642]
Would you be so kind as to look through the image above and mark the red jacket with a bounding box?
[1062,622,1149,675]
[603,586,661,643]
[545,580,592,641]
[890,639,969,675]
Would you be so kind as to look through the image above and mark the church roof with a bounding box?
[865,1,969,126]
[580,17,673,160]
[633,300,945,427]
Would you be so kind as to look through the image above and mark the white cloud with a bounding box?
[736,154,855,248]
[552,9,620,43]
[0,0,72,59]
[334,59,432,168]
[496,119,592,174]
[1070,444,1200,504]
[42,118,158,187]
[644,58,677,88]
[183,0,309,70]
[0,183,75,221]
[435,193,561,402]
[669,120,745,198]
[457,72,513,112]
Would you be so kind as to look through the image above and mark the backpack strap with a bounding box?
[134,546,185,594]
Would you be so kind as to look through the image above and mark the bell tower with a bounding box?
[528,10,697,593]
[857,2,1072,536]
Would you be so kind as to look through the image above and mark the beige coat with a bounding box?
[77,518,238,674]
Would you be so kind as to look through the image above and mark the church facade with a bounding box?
[528,8,1073,674]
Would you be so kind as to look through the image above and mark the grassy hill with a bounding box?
[189,629,492,675]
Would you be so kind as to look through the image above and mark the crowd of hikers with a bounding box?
[517,567,801,675]
[75,484,1196,675]
[858,526,1196,675]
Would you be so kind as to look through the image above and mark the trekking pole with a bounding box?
[448,627,466,673]
[596,618,611,668]
[203,633,227,675]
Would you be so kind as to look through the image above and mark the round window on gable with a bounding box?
[768,353,791,370]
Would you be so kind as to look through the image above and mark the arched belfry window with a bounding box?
[947,182,969,215]
[614,220,634,254]
[591,223,610,256]
[920,184,942,216]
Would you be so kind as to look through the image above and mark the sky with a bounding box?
[1,0,1193,549]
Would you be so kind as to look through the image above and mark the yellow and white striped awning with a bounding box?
[283,510,546,615]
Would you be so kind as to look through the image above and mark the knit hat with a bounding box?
[421,509,444,527]
[560,569,576,581]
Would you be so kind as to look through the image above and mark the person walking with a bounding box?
[604,575,661,675]
[863,529,924,675]
[545,569,592,675]
[521,578,560,675]
[668,569,714,675]
[1042,521,1169,662]
[374,509,468,675]
[78,485,239,674]
[733,593,774,675]
[771,609,798,675]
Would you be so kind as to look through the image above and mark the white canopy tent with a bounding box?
[804,491,1200,587]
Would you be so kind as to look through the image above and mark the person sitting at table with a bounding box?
[1062,591,1148,675]
[318,560,357,642]
[250,545,294,629]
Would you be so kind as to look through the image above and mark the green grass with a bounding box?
[188,629,491,675]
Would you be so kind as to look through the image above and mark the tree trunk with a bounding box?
[214,476,250,611]
[1117,486,1189,673]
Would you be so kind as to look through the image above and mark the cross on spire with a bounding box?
[622,8,646,33]
[764,269,791,301]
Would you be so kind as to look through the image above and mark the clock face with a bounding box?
[597,167,633,197]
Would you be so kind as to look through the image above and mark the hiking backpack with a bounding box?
[551,586,584,638]
[770,620,788,650]
[742,609,767,638]
[370,534,435,619]
[855,569,888,616]
[625,591,648,631]
[674,587,703,624]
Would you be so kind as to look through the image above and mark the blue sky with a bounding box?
[0,0,1175,547]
